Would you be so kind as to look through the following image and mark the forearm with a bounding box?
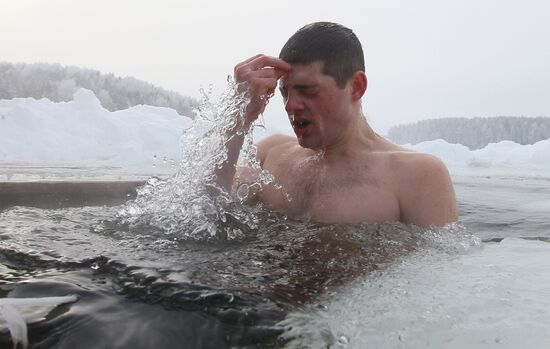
[213,54,289,193]
[213,120,248,193]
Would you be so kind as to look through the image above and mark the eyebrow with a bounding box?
[279,83,318,92]
[295,84,318,89]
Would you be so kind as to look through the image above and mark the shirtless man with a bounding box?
[215,22,457,228]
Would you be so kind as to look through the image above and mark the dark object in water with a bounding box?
[0,181,144,210]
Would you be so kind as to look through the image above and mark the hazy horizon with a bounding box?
[1,0,549,134]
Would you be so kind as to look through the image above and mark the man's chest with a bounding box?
[258,159,400,223]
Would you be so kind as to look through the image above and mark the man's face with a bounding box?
[279,61,352,150]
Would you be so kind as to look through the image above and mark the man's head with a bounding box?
[279,22,365,88]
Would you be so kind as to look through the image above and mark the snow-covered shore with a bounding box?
[1,89,549,177]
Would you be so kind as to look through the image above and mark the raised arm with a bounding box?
[214,55,291,193]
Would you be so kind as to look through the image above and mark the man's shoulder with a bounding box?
[386,149,457,227]
[366,147,450,194]
[379,146,443,171]
[257,133,296,148]
[256,133,297,164]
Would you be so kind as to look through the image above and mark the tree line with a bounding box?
[0,62,198,116]
[387,116,550,150]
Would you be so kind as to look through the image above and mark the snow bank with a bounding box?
[406,138,550,173]
[1,90,548,175]
[0,89,191,168]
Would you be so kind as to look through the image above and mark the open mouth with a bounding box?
[294,120,312,129]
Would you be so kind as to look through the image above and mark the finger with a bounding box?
[244,67,280,79]
[235,66,281,84]
[235,66,288,87]
[247,55,291,72]
[249,77,278,92]
[235,55,291,82]
[235,54,263,72]
[240,54,263,65]
[274,68,287,80]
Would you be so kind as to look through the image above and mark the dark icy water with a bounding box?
[1,173,549,348]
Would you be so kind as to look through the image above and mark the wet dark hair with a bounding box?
[279,22,365,88]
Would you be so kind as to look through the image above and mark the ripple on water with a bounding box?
[280,233,550,349]
[2,197,484,348]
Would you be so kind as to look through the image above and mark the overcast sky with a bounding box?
[1,0,549,134]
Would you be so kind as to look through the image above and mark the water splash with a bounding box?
[119,77,283,240]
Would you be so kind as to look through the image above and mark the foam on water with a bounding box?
[519,199,550,212]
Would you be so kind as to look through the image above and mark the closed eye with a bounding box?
[298,86,318,97]
[279,85,319,98]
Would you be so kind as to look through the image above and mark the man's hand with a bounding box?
[213,55,289,193]
[234,55,290,127]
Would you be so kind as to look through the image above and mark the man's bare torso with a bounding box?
[253,134,411,224]
[226,54,457,227]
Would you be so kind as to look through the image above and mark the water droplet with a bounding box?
[317,303,328,311]
[337,335,349,345]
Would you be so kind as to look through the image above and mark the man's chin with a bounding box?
[296,136,321,150]
[296,137,308,148]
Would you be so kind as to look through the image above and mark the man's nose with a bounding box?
[284,90,304,114]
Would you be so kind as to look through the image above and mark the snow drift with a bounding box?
[1,89,549,174]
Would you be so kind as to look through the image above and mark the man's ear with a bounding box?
[350,71,367,101]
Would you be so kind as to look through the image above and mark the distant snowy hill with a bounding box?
[388,117,550,150]
[0,62,198,116]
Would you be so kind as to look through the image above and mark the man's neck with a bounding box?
[318,113,380,163]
